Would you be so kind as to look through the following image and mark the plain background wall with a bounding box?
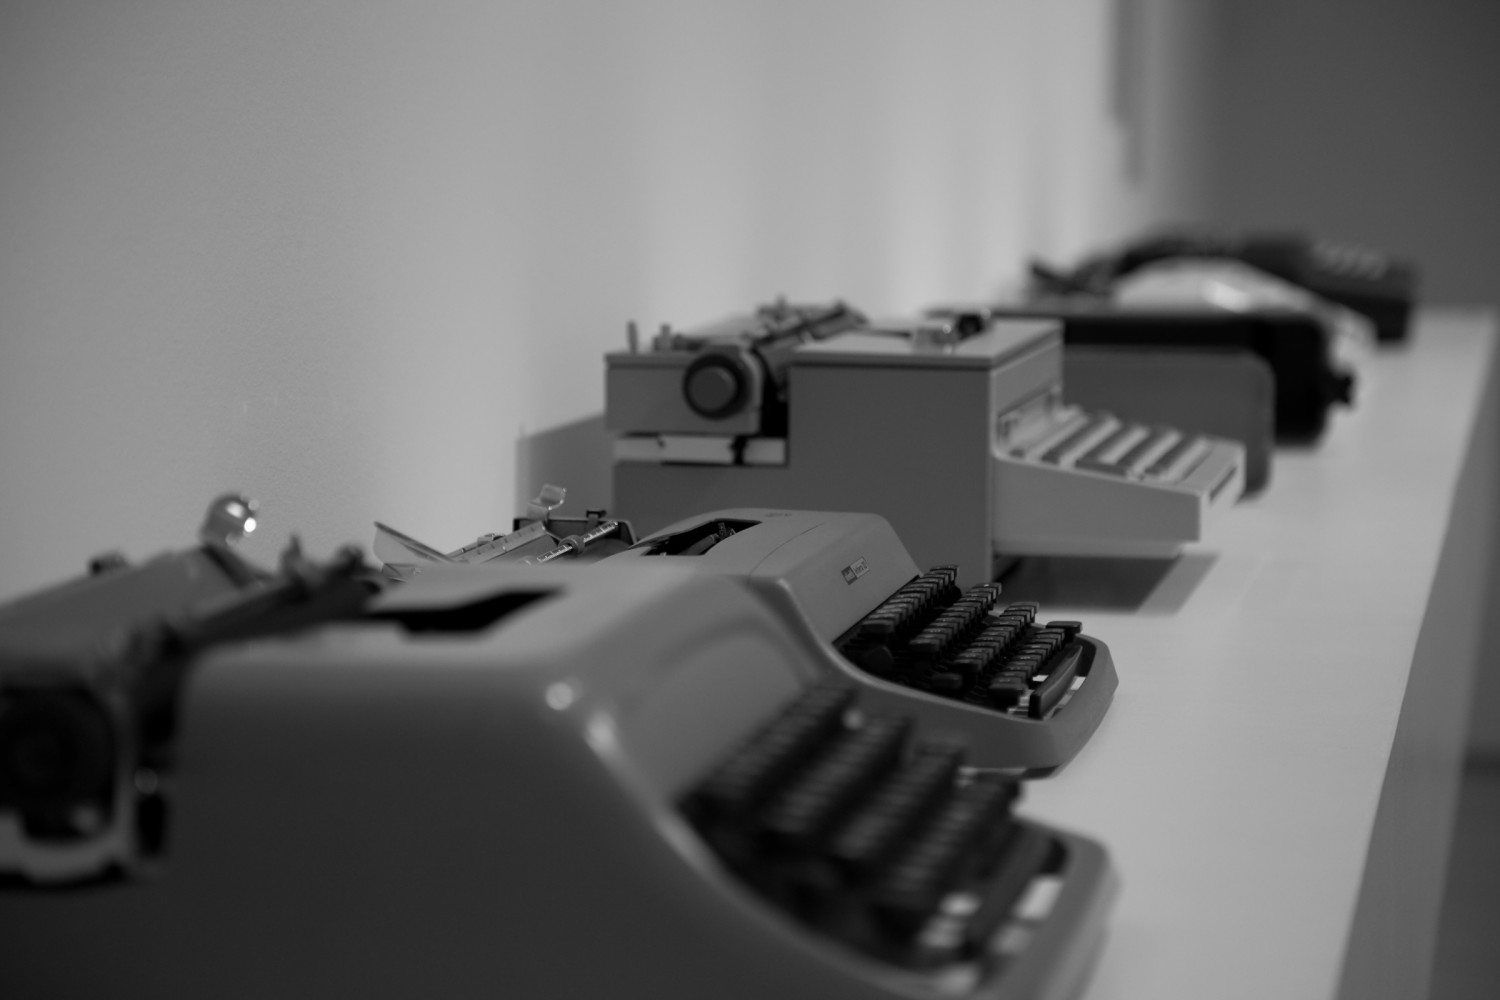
[0,0,1220,598]
[1192,0,1500,752]
[1200,0,1500,303]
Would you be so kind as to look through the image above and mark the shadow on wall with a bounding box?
[514,414,616,518]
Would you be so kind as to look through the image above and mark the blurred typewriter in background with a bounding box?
[991,229,1418,456]
[607,298,1245,585]
[0,495,373,886]
[609,508,1117,774]
[1031,228,1419,343]
[372,483,635,580]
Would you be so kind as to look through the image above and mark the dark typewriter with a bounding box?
[609,509,1117,774]
[985,234,1386,441]
[1030,227,1419,343]
[0,494,373,885]
[985,301,1353,442]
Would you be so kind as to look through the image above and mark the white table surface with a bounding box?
[1008,307,1499,999]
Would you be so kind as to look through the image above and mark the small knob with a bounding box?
[683,353,751,419]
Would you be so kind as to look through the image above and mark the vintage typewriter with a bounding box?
[0,495,373,886]
[1031,227,1419,343]
[607,508,1117,774]
[1004,240,1378,442]
[0,561,1114,999]
[372,483,635,580]
[607,299,1246,584]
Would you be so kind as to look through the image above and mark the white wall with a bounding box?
[0,0,1219,598]
[1200,0,1500,302]
[1194,0,1500,753]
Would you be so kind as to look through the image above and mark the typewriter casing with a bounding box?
[0,520,371,886]
[0,563,1115,1000]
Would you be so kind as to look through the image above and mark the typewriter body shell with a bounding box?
[608,508,1118,773]
[609,311,1245,585]
[0,543,255,884]
[0,563,1114,1000]
[998,305,1351,442]
[0,496,371,887]
[1035,228,1419,343]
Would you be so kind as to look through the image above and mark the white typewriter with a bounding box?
[607,299,1246,585]
[2,561,1115,1000]
[607,508,1117,774]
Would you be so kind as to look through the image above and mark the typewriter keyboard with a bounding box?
[1014,407,1212,483]
[683,682,1062,968]
[836,568,1094,719]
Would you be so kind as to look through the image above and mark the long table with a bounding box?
[1010,306,1499,999]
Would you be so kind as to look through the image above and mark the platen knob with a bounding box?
[683,351,753,419]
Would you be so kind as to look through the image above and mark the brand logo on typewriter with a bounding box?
[841,557,870,585]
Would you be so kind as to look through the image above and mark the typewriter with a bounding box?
[372,483,635,580]
[607,299,1246,584]
[1001,243,1377,442]
[1030,227,1419,343]
[608,508,1117,774]
[0,561,1115,999]
[0,495,373,886]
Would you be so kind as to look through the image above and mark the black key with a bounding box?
[1004,654,1045,675]
[827,743,962,878]
[760,716,910,850]
[690,683,854,823]
[928,671,967,694]
[926,566,959,592]
[958,583,1000,603]
[972,622,1022,652]
[1030,627,1068,647]
[906,632,949,665]
[856,645,896,677]
[1046,620,1082,640]
[948,649,995,682]
[1016,637,1059,659]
